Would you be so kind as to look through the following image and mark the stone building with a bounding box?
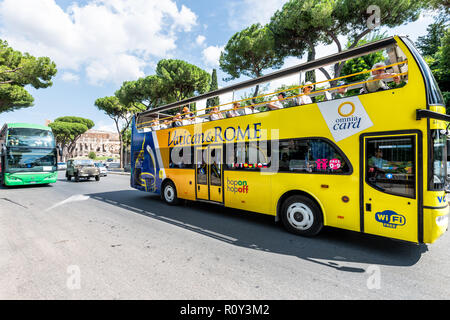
[71,129,120,159]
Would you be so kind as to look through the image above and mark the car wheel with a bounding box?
[280,195,323,237]
[162,181,179,205]
[95,175,100,181]
[74,173,80,182]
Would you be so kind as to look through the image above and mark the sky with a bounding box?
[0,0,438,132]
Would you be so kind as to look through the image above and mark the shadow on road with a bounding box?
[87,190,428,271]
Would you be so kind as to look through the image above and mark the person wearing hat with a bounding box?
[268,92,287,110]
[298,82,313,105]
[333,81,349,99]
[363,62,397,93]
[181,106,194,125]
[226,102,241,118]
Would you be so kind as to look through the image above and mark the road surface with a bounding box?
[0,172,449,299]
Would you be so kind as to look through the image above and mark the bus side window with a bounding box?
[278,138,350,174]
[366,136,415,198]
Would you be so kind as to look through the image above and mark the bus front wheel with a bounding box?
[280,195,323,237]
[162,181,179,205]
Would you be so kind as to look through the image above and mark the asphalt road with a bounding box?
[0,171,449,300]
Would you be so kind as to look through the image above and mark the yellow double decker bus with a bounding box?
[130,35,448,244]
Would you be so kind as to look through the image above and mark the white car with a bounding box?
[57,162,67,170]
[94,162,108,177]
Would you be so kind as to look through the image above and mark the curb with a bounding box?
[107,171,131,176]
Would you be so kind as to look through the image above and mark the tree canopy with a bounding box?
[269,0,427,83]
[340,32,386,83]
[220,23,283,81]
[206,69,220,109]
[48,116,94,160]
[0,39,57,114]
[155,59,210,102]
[115,75,167,111]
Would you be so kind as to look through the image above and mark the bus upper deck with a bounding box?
[130,35,448,244]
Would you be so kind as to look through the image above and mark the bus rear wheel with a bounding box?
[280,195,323,237]
[162,181,179,205]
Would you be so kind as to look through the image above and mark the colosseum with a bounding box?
[71,129,120,159]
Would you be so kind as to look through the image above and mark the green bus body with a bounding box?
[0,123,58,186]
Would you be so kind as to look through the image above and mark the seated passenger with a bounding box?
[182,107,193,125]
[242,104,260,115]
[333,81,349,99]
[172,113,183,127]
[226,103,241,118]
[364,62,398,93]
[160,120,169,129]
[298,82,313,105]
[267,92,286,110]
[209,106,224,121]
[151,119,160,131]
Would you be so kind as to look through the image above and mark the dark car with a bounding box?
[66,159,100,182]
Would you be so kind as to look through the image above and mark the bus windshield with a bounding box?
[5,148,57,173]
[7,128,55,148]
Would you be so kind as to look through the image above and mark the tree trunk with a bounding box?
[305,43,316,84]
[119,135,124,170]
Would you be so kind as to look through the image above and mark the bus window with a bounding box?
[366,136,415,198]
[430,129,446,190]
[278,138,350,174]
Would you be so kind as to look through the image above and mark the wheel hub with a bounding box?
[287,202,314,230]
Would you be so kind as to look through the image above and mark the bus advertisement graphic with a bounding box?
[318,96,373,142]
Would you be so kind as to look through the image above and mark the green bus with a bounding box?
[0,123,58,186]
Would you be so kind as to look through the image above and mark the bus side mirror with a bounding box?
[1,144,6,156]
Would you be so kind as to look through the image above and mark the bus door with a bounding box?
[195,145,224,203]
[361,132,421,242]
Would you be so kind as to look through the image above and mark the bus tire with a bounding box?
[280,195,323,237]
[162,181,179,205]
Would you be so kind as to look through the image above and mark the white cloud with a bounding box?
[227,0,288,31]
[202,45,224,67]
[0,0,198,85]
[61,72,80,83]
[196,35,206,46]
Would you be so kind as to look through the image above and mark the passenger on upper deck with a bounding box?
[209,106,225,121]
[363,62,398,93]
[172,113,183,127]
[227,103,241,118]
[160,119,169,129]
[267,92,286,110]
[298,82,313,105]
[242,104,260,115]
[151,119,160,131]
[182,107,193,125]
[333,81,349,99]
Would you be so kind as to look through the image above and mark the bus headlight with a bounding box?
[436,215,448,227]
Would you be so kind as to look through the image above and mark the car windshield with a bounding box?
[95,163,104,167]
[74,160,94,166]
